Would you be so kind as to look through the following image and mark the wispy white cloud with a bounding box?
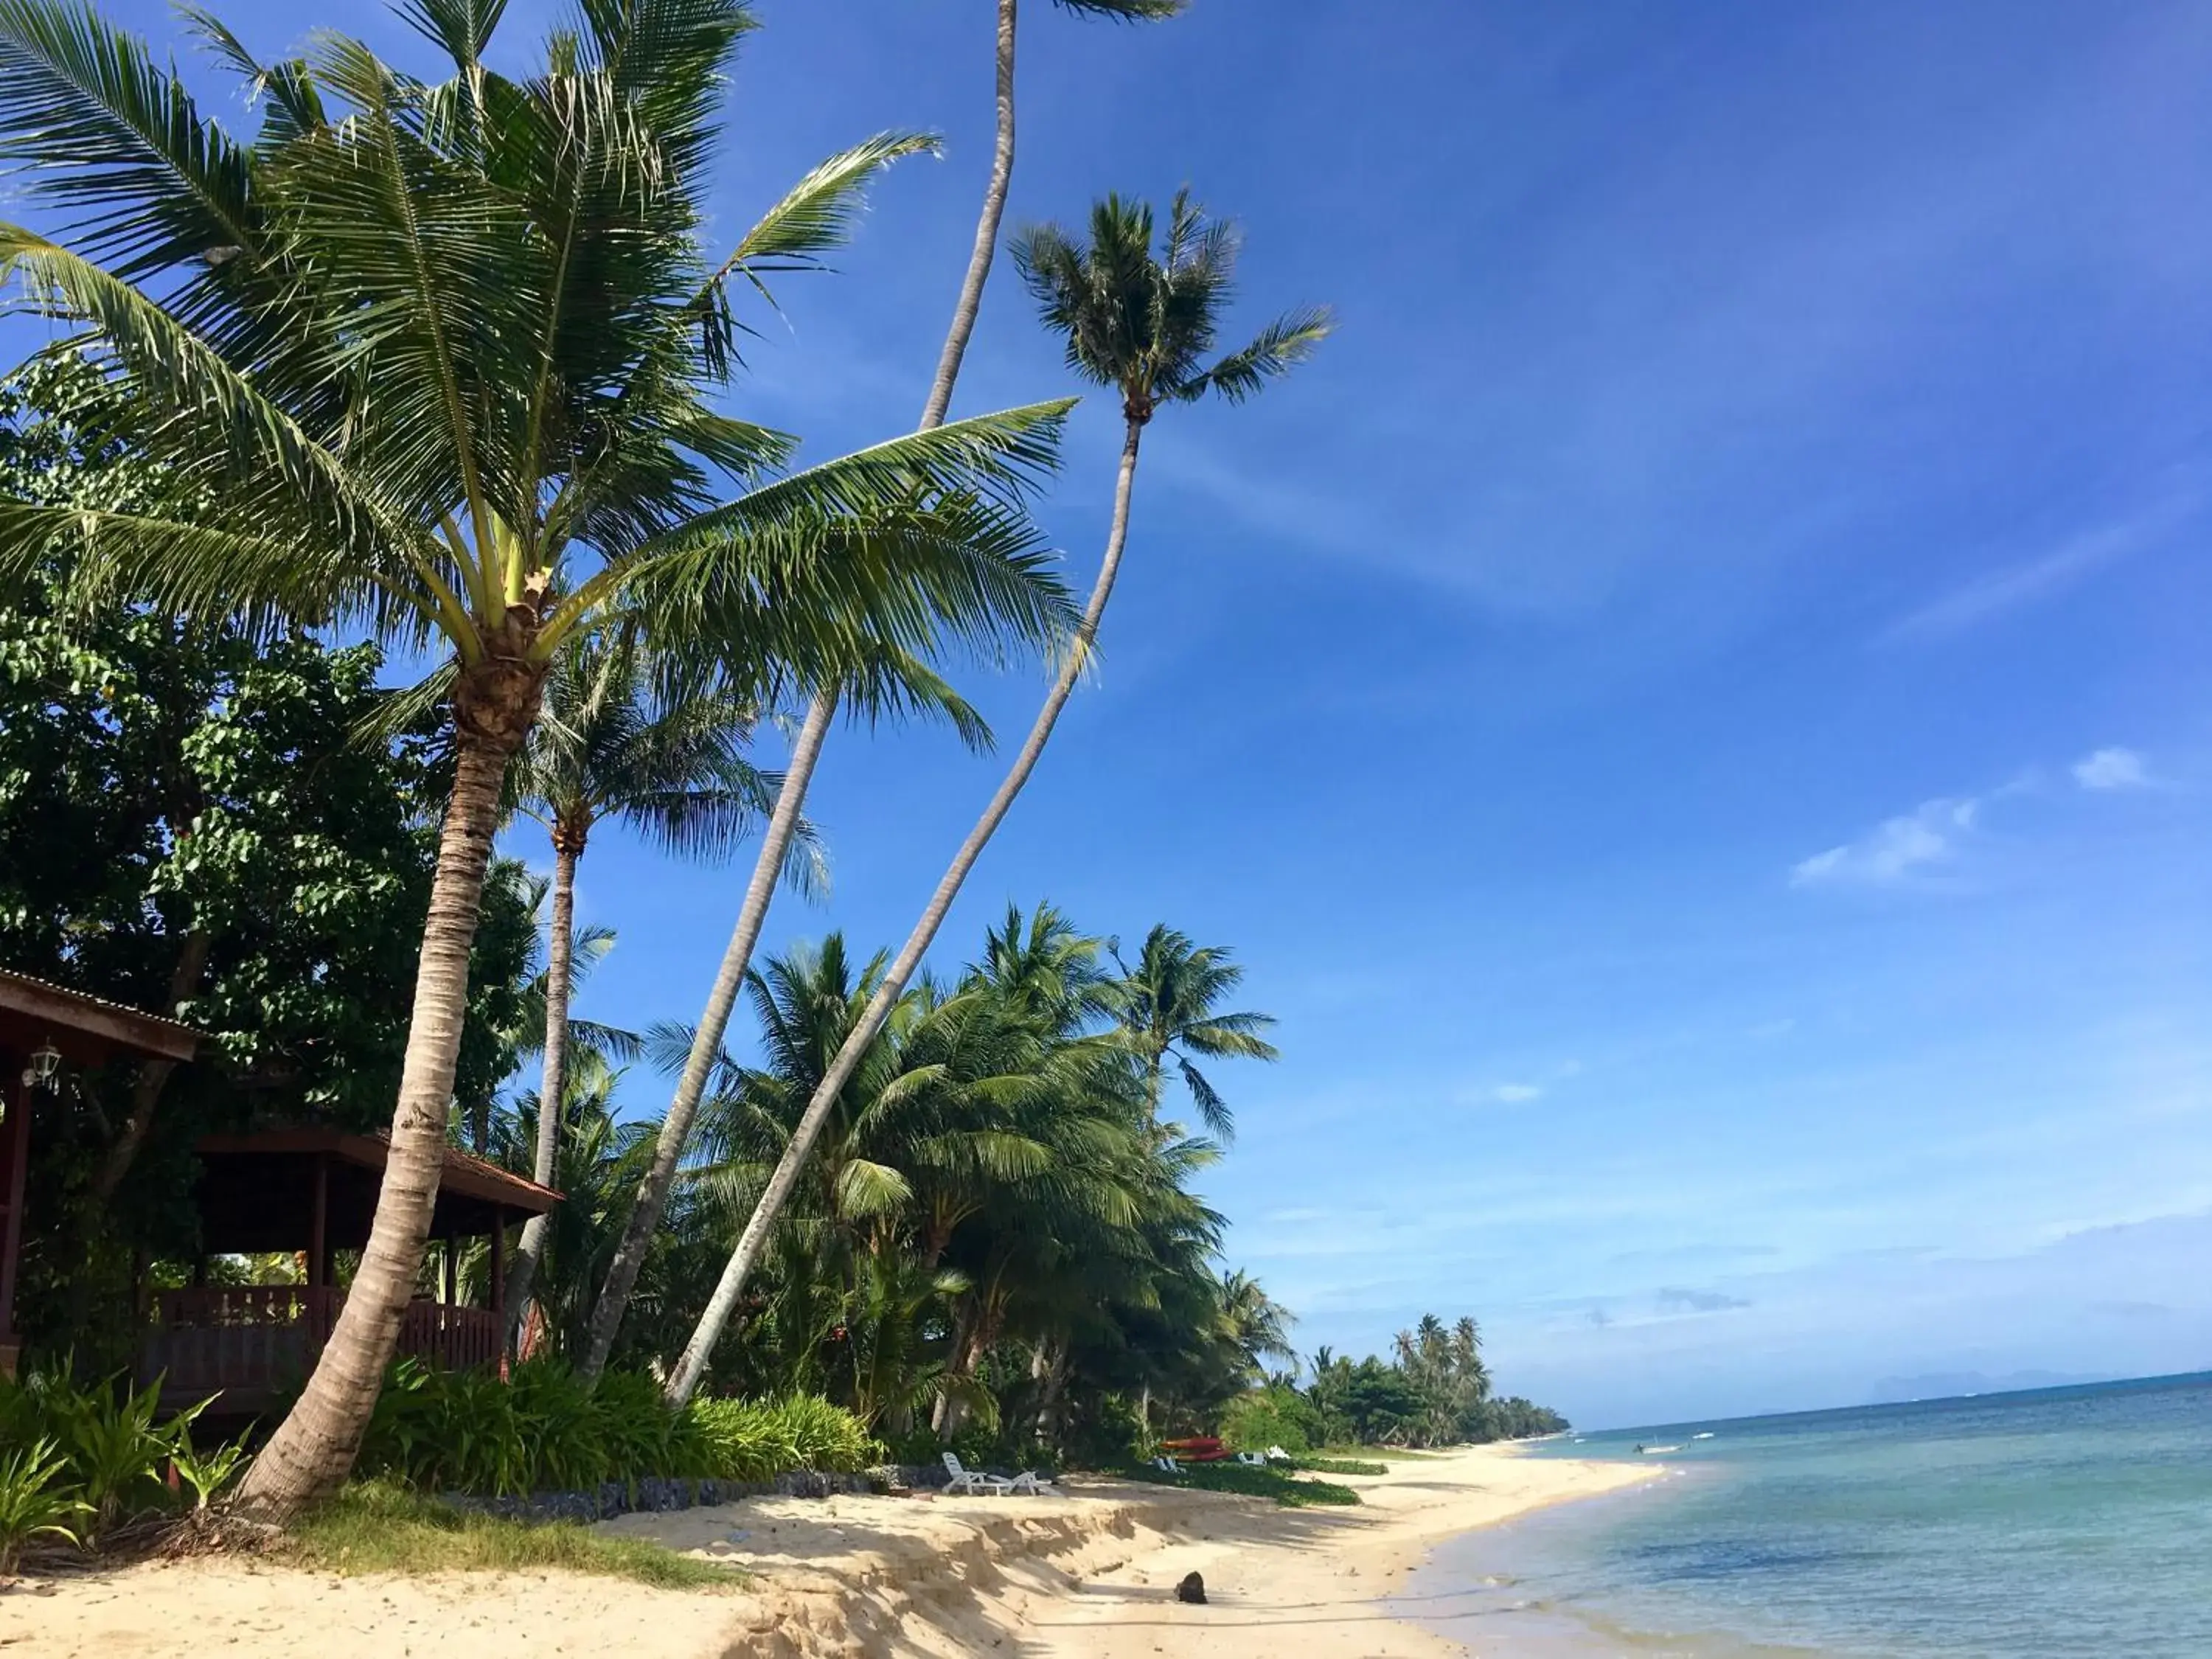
[1656,1286,1754,1314]
[1492,1082,1544,1103]
[1790,797,1979,888]
[1879,487,2200,644]
[2073,747,2149,790]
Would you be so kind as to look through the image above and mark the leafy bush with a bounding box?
[686,1395,876,1480]
[684,1394,799,1481]
[763,1393,877,1473]
[0,1439,91,1575]
[354,1360,875,1497]
[1220,1384,1325,1455]
[0,1363,245,1562]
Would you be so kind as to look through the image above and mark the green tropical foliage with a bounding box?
[0,0,1075,1511]
[0,1363,248,1563]
[0,1439,88,1574]
[0,362,535,1370]
[1112,927,1280,1137]
[1293,1318,1571,1448]
[466,902,1289,1471]
[353,1357,872,1498]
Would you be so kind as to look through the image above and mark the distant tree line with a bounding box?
[1223,1314,1569,1452]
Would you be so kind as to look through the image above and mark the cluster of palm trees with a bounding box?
[0,0,1326,1517]
[480,904,1288,1453]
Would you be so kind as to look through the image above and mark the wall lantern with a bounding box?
[21,1039,62,1091]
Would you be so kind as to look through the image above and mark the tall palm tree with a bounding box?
[500,630,815,1340]
[582,0,1186,1377]
[1113,925,1279,1138]
[665,190,1329,1405]
[0,0,1072,1515]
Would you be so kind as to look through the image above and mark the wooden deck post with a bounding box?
[0,1071,32,1379]
[309,1152,328,1290]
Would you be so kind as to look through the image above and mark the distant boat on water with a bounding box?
[1692,1431,1716,1439]
[1635,1443,1682,1454]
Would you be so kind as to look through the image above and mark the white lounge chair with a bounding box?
[1150,1455,1180,1473]
[942,1451,1012,1495]
[1234,1451,1267,1467]
[1008,1470,1057,1495]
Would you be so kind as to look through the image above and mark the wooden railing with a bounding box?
[141,1287,502,1407]
[396,1298,502,1374]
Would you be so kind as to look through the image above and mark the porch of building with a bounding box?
[139,1127,560,1415]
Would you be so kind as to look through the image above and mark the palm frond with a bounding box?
[0,0,259,279]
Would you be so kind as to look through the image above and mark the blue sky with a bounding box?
[32,0,2212,1427]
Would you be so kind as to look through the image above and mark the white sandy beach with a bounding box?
[1,1447,1658,1658]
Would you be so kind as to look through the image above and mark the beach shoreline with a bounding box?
[1,1446,1658,1657]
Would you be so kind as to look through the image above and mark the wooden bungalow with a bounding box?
[142,1129,561,1413]
[1,968,200,1381]
[1,965,561,1411]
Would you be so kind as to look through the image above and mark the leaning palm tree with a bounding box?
[500,630,821,1340]
[0,0,1072,1515]
[1113,924,1279,1138]
[664,191,1329,1405]
[580,0,1187,1377]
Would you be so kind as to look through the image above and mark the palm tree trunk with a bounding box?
[922,0,1018,429]
[232,733,513,1519]
[665,417,1147,1406]
[577,695,830,1377]
[579,1,1025,1378]
[1033,1338,1069,1440]
[501,830,582,1346]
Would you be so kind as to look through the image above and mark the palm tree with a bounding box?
[925,0,1188,424]
[581,0,1186,1378]
[470,870,642,1156]
[664,189,1329,1406]
[500,630,812,1340]
[1219,1268,1297,1374]
[0,0,1072,1515]
[1113,925,1279,1138]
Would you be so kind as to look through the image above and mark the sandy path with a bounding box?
[0,1447,1655,1658]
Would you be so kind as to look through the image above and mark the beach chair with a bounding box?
[941,1451,1012,1495]
[1150,1455,1180,1473]
[1008,1470,1057,1495]
[1234,1451,1268,1467]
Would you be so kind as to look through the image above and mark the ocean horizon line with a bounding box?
[1582,1364,2212,1439]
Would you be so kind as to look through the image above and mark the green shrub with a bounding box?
[0,1364,243,1551]
[768,1393,877,1473]
[1220,1384,1325,1456]
[683,1395,877,1481]
[0,1439,91,1575]
[352,1360,877,1497]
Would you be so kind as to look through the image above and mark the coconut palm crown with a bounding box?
[1012,189,1333,425]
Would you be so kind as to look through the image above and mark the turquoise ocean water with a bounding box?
[1388,1372,2212,1658]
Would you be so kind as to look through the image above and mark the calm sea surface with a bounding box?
[1388,1372,2212,1658]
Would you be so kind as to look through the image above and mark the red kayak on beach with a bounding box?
[1159,1436,1231,1462]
